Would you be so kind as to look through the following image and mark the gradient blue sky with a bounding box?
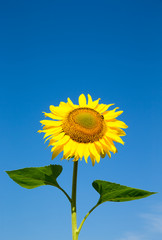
[0,1,162,239]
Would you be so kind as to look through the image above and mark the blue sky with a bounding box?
[0,0,162,239]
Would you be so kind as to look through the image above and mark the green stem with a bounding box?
[71,161,78,240]
[77,203,99,235]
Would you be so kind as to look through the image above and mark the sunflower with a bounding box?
[38,94,128,165]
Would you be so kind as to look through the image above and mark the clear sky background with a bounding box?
[0,0,162,240]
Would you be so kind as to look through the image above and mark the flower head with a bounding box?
[38,94,128,165]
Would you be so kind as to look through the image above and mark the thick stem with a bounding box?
[71,161,78,240]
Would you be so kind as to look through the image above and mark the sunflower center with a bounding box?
[75,112,97,129]
[62,108,106,143]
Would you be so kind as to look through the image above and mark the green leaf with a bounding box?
[92,180,157,204]
[6,165,62,189]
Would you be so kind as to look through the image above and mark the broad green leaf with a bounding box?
[92,180,157,204]
[6,165,62,189]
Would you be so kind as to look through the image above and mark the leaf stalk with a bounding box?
[77,203,99,235]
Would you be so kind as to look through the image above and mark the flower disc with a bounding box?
[62,108,106,143]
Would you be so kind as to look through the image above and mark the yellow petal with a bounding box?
[59,101,66,107]
[99,138,111,151]
[87,94,100,109]
[50,105,69,117]
[88,143,100,164]
[117,129,126,136]
[63,140,73,156]
[99,139,111,158]
[44,135,53,143]
[76,143,85,159]
[95,141,104,155]
[38,127,62,135]
[54,135,70,147]
[48,132,65,146]
[107,151,111,158]
[106,132,124,145]
[43,112,63,120]
[104,109,123,120]
[83,145,90,163]
[67,97,77,108]
[94,141,104,155]
[39,127,62,139]
[89,152,95,166]
[63,140,73,159]
[103,136,117,153]
[87,94,93,105]
[78,94,87,107]
[69,140,79,157]
[107,128,126,136]
[106,137,118,153]
[106,120,128,129]
[51,145,63,160]
[40,120,62,127]
[62,140,78,160]
[60,102,73,112]
[95,104,114,114]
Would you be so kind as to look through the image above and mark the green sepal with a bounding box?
[92,180,157,204]
[6,165,62,189]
